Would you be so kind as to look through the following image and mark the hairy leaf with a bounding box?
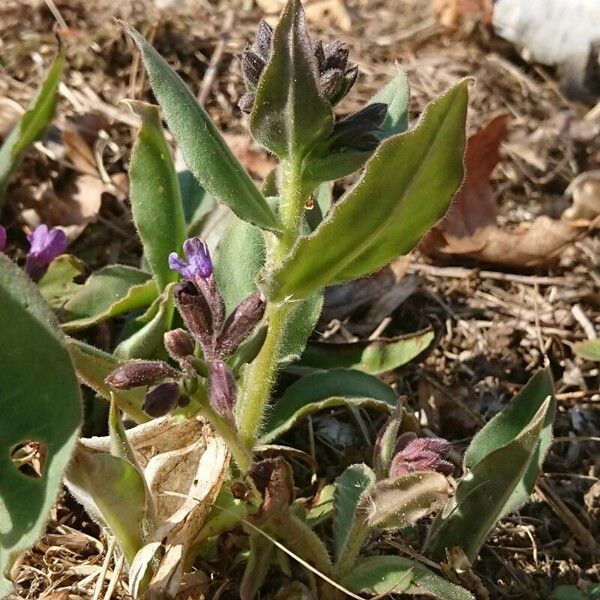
[37,255,84,307]
[369,68,410,140]
[342,555,474,599]
[125,24,279,233]
[0,46,64,200]
[241,531,275,600]
[0,256,81,596]
[427,396,553,561]
[279,293,324,365]
[127,101,186,290]
[265,79,469,301]
[250,0,333,158]
[298,328,434,374]
[63,265,157,332]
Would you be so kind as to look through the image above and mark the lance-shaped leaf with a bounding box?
[464,369,556,516]
[369,68,410,140]
[342,555,474,600]
[124,24,279,233]
[37,254,85,308]
[126,101,186,291]
[66,337,148,424]
[0,46,64,200]
[62,265,157,332]
[265,79,469,302]
[0,256,81,596]
[250,0,333,159]
[427,396,553,562]
[260,369,397,444]
[240,532,275,600]
[373,398,404,479]
[66,448,148,566]
[297,328,434,375]
[279,292,324,365]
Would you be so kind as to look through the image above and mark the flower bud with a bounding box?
[217,291,266,357]
[389,434,454,478]
[174,281,214,359]
[241,49,265,89]
[105,360,179,390]
[253,20,273,60]
[330,102,387,153]
[209,361,237,416]
[164,328,195,362]
[143,382,180,417]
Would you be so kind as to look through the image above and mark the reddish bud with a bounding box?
[105,360,178,390]
[174,281,214,358]
[389,435,454,478]
[164,328,195,362]
[217,291,266,357]
[143,382,180,417]
[209,361,237,416]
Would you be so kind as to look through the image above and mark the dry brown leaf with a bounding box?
[423,114,581,267]
[432,0,493,29]
[563,170,600,221]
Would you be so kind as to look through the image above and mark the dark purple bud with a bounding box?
[238,92,256,113]
[143,382,180,417]
[330,102,388,153]
[329,65,359,105]
[168,237,213,282]
[24,224,68,281]
[164,328,195,363]
[174,281,214,359]
[314,40,325,71]
[389,435,454,478]
[0,225,6,252]
[319,68,344,100]
[209,361,237,416]
[252,20,273,61]
[241,49,265,88]
[217,291,266,357]
[322,40,349,72]
[401,437,452,460]
[105,360,179,390]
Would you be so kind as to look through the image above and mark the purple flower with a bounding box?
[389,433,454,478]
[168,237,213,282]
[25,224,67,281]
[0,225,6,252]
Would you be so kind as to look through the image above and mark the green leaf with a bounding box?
[260,369,397,443]
[249,0,333,159]
[333,464,376,563]
[62,265,157,332]
[342,555,474,600]
[265,79,469,301]
[427,396,553,562]
[126,101,186,291]
[0,47,64,200]
[240,531,275,600]
[37,254,85,308]
[114,283,175,359]
[574,339,600,362]
[178,169,215,234]
[298,329,434,374]
[65,448,148,566]
[125,24,279,233]
[214,217,265,315]
[306,182,333,230]
[464,369,556,516]
[279,293,324,365]
[373,399,403,479]
[0,255,81,595]
[66,337,148,424]
[369,68,410,140]
[305,484,335,527]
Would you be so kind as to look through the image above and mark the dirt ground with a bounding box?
[1,0,599,598]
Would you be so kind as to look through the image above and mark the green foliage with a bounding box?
[127,101,186,290]
[0,256,81,596]
[37,255,84,307]
[298,328,434,374]
[249,0,333,159]
[342,555,474,599]
[265,79,469,301]
[240,532,275,600]
[574,339,600,361]
[0,46,64,200]
[427,372,555,561]
[369,68,410,140]
[125,24,279,233]
[278,293,324,365]
[62,265,157,332]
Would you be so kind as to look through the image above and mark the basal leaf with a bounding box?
[125,24,279,233]
[427,397,553,561]
[37,254,84,308]
[298,328,434,374]
[126,101,186,291]
[62,265,157,332]
[342,555,474,600]
[249,0,333,159]
[260,369,397,443]
[0,255,81,595]
[266,79,469,301]
[464,369,555,516]
[332,464,376,565]
[0,46,64,200]
[66,337,148,424]
[369,68,410,140]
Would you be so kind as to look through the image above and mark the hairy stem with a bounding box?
[236,158,307,451]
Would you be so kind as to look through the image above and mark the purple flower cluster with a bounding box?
[389,432,454,478]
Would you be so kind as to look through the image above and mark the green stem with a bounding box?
[237,158,307,450]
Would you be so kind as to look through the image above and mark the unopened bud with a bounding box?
[209,361,237,416]
[174,281,214,359]
[217,291,266,357]
[253,20,273,61]
[319,68,343,101]
[389,434,454,478]
[241,49,265,88]
[322,40,349,72]
[238,92,256,113]
[105,360,178,390]
[143,382,180,417]
[164,328,195,362]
